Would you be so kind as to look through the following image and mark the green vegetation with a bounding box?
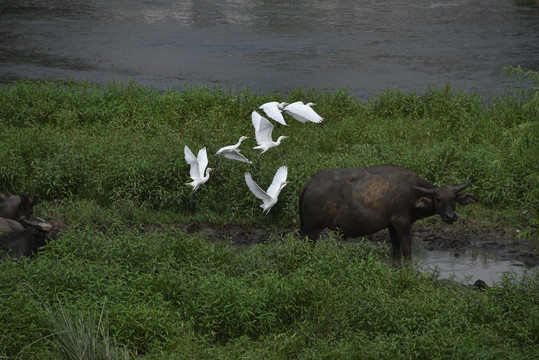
[0,76,537,358]
[1,230,538,359]
[0,78,537,229]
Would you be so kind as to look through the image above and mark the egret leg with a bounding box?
[256,155,261,171]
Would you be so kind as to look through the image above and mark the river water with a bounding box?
[1,0,538,98]
[1,0,538,284]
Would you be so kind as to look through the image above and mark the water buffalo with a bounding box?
[0,218,62,259]
[0,190,40,221]
[0,218,25,233]
[299,165,478,261]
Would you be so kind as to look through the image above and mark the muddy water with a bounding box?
[176,222,537,287]
[1,0,538,98]
[412,241,530,287]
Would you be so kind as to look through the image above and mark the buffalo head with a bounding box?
[414,180,478,224]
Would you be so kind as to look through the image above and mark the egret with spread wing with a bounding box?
[259,102,289,126]
[283,101,323,123]
[252,110,288,169]
[245,166,289,215]
[184,145,213,210]
[215,136,251,165]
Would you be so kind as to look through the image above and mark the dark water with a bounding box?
[412,240,530,287]
[1,0,538,98]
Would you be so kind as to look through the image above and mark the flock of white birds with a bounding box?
[184,101,323,214]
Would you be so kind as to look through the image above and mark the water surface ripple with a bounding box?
[1,0,538,97]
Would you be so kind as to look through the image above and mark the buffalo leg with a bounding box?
[303,227,324,242]
[401,231,412,261]
[389,222,412,262]
[388,225,401,260]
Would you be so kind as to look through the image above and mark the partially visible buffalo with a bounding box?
[0,190,40,221]
[0,218,63,259]
[299,165,478,261]
[0,218,25,233]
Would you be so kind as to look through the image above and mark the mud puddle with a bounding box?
[412,243,530,287]
[162,221,538,287]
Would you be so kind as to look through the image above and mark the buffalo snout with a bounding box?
[442,213,458,224]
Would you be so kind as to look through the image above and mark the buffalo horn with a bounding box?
[453,179,472,193]
[23,219,52,232]
[413,186,436,194]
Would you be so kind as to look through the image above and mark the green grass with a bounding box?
[0,76,538,358]
[0,230,537,359]
[0,78,537,229]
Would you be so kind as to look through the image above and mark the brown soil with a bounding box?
[145,220,539,269]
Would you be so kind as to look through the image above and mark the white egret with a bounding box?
[283,101,323,123]
[245,166,289,215]
[259,102,289,126]
[215,136,252,164]
[251,110,289,169]
[184,145,213,210]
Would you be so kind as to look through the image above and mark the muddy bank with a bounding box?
[148,221,538,269]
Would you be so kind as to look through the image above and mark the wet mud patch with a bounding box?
[143,221,538,286]
[146,220,538,270]
[144,220,292,246]
[412,227,538,269]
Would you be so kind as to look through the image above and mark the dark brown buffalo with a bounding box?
[0,190,40,221]
[299,165,478,260]
[0,218,25,233]
[0,218,63,259]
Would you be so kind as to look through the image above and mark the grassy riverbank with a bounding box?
[0,78,537,358]
[0,78,537,229]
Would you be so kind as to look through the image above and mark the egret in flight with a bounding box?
[215,136,252,165]
[259,102,289,126]
[245,166,289,216]
[283,101,323,123]
[251,110,289,169]
[184,145,213,210]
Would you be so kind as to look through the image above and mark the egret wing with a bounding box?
[259,102,287,126]
[284,101,323,123]
[223,150,251,163]
[283,102,308,123]
[302,103,323,123]
[184,145,200,181]
[266,166,288,198]
[216,144,233,156]
[197,147,209,178]
[252,111,274,145]
[245,173,270,202]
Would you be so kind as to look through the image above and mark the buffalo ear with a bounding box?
[457,193,478,205]
[415,197,432,209]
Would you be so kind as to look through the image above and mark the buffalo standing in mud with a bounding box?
[299,165,478,261]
